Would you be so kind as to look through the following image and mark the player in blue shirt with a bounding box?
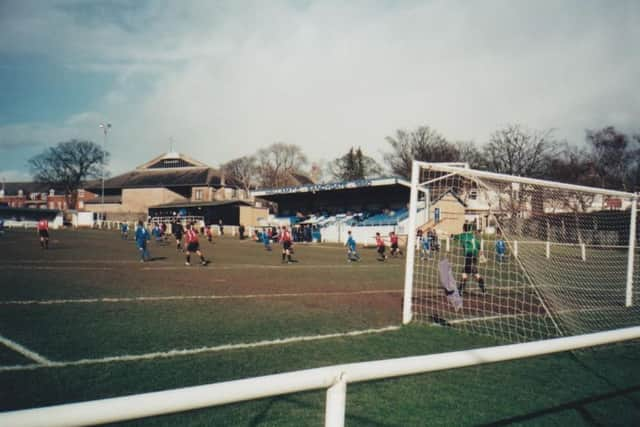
[120,222,129,240]
[495,233,506,263]
[135,221,151,262]
[151,223,162,243]
[420,230,432,260]
[345,230,360,262]
[262,228,272,251]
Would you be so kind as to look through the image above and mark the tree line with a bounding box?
[27,124,640,205]
[222,124,640,192]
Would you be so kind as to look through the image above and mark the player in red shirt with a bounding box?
[184,223,208,266]
[375,232,387,261]
[280,226,295,264]
[389,231,403,257]
[37,218,49,249]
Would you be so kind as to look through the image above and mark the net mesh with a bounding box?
[411,164,640,343]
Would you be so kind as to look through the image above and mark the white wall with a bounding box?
[322,224,399,246]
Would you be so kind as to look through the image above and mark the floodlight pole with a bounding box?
[99,123,111,226]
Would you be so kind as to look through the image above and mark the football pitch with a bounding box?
[1,229,640,426]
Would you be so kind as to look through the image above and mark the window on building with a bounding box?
[194,189,203,201]
[470,190,478,200]
[149,159,194,169]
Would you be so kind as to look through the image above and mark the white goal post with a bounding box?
[403,160,640,342]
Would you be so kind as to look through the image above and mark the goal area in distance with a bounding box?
[402,161,640,343]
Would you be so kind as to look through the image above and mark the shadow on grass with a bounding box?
[478,384,640,427]
[247,395,395,427]
[568,350,640,408]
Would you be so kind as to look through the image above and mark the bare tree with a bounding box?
[456,141,486,169]
[28,139,108,209]
[483,124,558,178]
[585,126,638,191]
[256,143,308,187]
[543,145,598,212]
[221,156,258,193]
[383,126,459,178]
[329,147,383,181]
[544,145,598,187]
[626,133,640,192]
[310,161,327,184]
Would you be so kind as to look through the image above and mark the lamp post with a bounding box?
[99,123,111,226]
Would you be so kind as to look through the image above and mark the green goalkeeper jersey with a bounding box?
[457,231,480,257]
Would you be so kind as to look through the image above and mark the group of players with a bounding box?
[128,220,297,266]
[127,218,409,267]
[126,219,428,266]
[131,220,209,266]
[30,217,502,298]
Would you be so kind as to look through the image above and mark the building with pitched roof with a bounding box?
[83,151,250,221]
[0,182,95,211]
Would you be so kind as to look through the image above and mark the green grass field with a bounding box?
[1,229,640,426]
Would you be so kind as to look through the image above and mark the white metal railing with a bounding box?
[1,326,639,427]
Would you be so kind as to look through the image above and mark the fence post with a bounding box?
[626,193,638,307]
[514,241,518,257]
[446,237,450,252]
[325,373,347,427]
[581,244,586,262]
[546,241,550,259]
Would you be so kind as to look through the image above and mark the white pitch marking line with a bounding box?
[0,262,401,270]
[0,334,52,365]
[0,260,140,264]
[0,266,114,271]
[0,289,402,306]
[446,305,628,325]
[0,326,401,372]
[143,264,402,271]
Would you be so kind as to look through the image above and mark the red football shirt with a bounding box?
[185,229,199,243]
[281,230,292,242]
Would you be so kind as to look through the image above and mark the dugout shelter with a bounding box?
[0,207,63,229]
[148,200,269,227]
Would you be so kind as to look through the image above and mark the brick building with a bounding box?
[0,182,95,211]
[82,151,253,222]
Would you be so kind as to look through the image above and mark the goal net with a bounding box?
[403,161,640,343]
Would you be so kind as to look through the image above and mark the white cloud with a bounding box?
[1,0,639,175]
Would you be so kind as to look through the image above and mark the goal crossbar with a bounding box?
[418,161,635,198]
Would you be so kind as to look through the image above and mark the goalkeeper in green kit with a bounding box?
[455,223,485,295]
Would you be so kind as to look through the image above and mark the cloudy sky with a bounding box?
[1,0,639,181]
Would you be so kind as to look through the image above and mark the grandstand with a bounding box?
[252,177,413,244]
